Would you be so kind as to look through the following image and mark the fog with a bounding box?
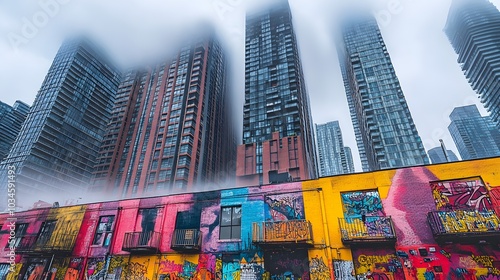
[1,0,500,207]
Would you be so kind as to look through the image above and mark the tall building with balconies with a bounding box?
[92,35,236,197]
[236,0,317,186]
[445,0,500,129]
[315,121,354,176]
[0,38,121,207]
[448,105,500,160]
[0,100,30,160]
[337,14,429,171]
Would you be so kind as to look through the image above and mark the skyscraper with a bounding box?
[344,146,355,173]
[0,38,121,207]
[0,100,30,160]
[337,14,429,171]
[315,121,354,176]
[93,35,236,197]
[445,0,500,129]
[236,0,317,186]
[427,147,459,164]
[448,105,500,160]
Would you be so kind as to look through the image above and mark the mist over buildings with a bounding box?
[2,0,500,208]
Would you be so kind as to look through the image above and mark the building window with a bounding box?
[220,206,241,240]
[92,216,115,246]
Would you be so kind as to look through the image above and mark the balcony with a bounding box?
[171,229,202,252]
[427,210,500,244]
[252,220,313,248]
[339,216,397,245]
[12,235,38,253]
[29,233,78,254]
[123,231,160,253]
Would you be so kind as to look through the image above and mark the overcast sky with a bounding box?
[1,0,499,172]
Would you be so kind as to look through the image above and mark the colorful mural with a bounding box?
[0,157,499,280]
[431,177,493,211]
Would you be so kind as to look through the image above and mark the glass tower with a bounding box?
[0,38,121,207]
[337,14,429,171]
[427,147,459,164]
[448,105,500,160]
[93,35,236,197]
[0,100,30,160]
[445,0,500,129]
[315,121,354,176]
[236,0,317,186]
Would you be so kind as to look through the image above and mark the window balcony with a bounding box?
[171,229,202,252]
[427,210,500,244]
[252,220,313,247]
[31,233,78,254]
[339,216,396,245]
[123,231,160,253]
[12,234,38,253]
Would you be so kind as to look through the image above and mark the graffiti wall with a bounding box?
[264,192,304,221]
[351,247,405,280]
[341,190,385,219]
[431,177,493,211]
[265,250,310,280]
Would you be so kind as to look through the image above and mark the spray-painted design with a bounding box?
[434,210,500,233]
[22,262,45,280]
[395,244,500,280]
[264,193,304,221]
[86,257,106,279]
[309,257,330,280]
[333,260,355,280]
[352,248,405,280]
[157,254,225,279]
[223,261,240,280]
[341,191,384,219]
[0,264,21,280]
[431,177,493,211]
[265,250,310,280]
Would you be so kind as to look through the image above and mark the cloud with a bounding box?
[1,0,499,173]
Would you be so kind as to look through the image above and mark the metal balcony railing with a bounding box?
[12,235,37,253]
[339,216,396,244]
[427,210,500,243]
[171,229,202,251]
[123,231,160,252]
[252,220,313,245]
[34,233,78,253]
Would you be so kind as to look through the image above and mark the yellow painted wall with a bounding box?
[301,157,500,265]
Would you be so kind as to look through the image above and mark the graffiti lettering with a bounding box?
[436,210,500,233]
[341,191,384,218]
[160,260,184,274]
[334,260,355,280]
[358,255,395,266]
[264,220,311,241]
[309,257,330,280]
[222,261,240,280]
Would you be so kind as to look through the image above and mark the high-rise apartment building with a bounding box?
[445,0,500,129]
[0,38,121,207]
[337,14,429,171]
[448,105,500,160]
[427,147,459,164]
[93,36,236,197]
[344,146,355,173]
[0,100,30,160]
[315,121,354,176]
[236,0,317,186]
